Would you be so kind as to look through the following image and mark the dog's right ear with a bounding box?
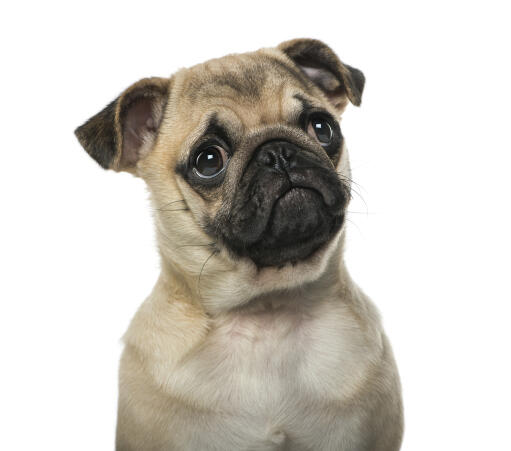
[278,38,365,111]
[74,77,169,171]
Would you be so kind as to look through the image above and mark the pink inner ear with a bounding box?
[121,97,156,167]
[298,65,346,109]
[300,66,339,91]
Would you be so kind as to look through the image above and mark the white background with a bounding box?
[1,1,510,450]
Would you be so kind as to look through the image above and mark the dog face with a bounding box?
[75,39,364,312]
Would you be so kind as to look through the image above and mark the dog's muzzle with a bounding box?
[219,139,349,267]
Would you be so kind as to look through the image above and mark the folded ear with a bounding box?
[278,38,365,110]
[74,77,169,171]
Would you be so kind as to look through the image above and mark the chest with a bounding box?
[161,300,382,449]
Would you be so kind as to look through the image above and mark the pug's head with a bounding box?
[75,39,364,312]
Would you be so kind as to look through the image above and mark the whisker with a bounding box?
[198,250,218,300]
[157,207,190,212]
[157,229,217,253]
[336,173,364,190]
[350,190,369,214]
[345,217,363,235]
[159,199,185,208]
[155,199,189,212]
[336,172,369,214]
[177,242,216,249]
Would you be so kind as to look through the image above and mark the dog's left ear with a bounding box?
[278,38,365,110]
[74,77,169,171]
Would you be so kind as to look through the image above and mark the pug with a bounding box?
[75,38,403,451]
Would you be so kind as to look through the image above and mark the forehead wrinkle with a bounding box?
[203,86,305,133]
[202,95,270,131]
[184,104,245,152]
[293,92,325,110]
[189,55,266,99]
[187,53,310,102]
[177,57,323,140]
[205,101,246,135]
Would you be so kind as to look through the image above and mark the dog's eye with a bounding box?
[307,114,333,146]
[194,145,229,178]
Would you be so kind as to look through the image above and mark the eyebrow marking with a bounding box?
[202,113,232,148]
[293,93,315,111]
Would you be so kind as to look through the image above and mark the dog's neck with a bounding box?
[156,232,350,319]
[123,233,354,372]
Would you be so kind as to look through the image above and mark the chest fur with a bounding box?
[165,299,382,431]
[120,293,389,450]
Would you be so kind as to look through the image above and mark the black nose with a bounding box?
[255,141,298,172]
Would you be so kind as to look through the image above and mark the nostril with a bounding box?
[256,148,275,167]
[255,141,299,171]
[281,146,295,161]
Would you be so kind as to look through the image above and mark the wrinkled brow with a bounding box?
[293,93,315,111]
[200,113,232,147]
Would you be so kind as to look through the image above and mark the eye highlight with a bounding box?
[193,145,229,178]
[307,114,334,146]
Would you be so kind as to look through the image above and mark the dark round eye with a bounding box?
[307,115,333,145]
[194,145,229,178]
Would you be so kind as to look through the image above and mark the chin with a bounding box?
[197,226,345,314]
[247,226,343,284]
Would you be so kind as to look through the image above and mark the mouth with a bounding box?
[214,142,350,268]
[228,186,345,267]
[269,187,328,244]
